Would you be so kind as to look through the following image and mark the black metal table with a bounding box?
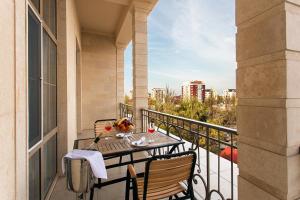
[73,132,185,199]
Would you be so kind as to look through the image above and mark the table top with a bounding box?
[74,132,184,157]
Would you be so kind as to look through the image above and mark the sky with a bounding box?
[124,0,237,95]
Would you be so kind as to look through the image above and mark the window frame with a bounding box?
[27,0,58,199]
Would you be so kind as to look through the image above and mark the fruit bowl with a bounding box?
[113,118,134,133]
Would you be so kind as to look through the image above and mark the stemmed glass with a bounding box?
[104,122,112,139]
[104,122,112,132]
[146,122,155,144]
[147,122,155,133]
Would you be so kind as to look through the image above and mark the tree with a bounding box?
[124,95,131,105]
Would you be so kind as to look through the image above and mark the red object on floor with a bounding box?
[220,147,238,163]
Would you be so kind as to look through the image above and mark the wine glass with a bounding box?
[104,122,112,139]
[147,122,155,133]
[104,122,112,132]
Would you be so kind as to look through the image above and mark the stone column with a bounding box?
[0,0,27,199]
[132,6,148,132]
[116,44,125,118]
[237,0,300,199]
[57,0,68,175]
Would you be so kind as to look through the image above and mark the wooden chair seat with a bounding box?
[126,151,197,200]
[136,177,185,200]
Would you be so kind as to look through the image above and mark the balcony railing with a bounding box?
[120,103,238,200]
[119,103,133,120]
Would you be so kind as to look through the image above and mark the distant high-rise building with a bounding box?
[205,89,217,99]
[223,89,236,98]
[182,80,205,102]
[151,88,165,103]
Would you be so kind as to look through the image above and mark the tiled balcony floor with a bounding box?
[50,132,238,200]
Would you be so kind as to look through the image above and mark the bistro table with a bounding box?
[73,132,185,198]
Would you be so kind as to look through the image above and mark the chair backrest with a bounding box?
[143,151,196,198]
[94,119,116,137]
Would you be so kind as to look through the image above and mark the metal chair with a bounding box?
[125,151,197,200]
[64,158,95,200]
[94,119,117,138]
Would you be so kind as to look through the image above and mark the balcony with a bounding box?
[49,103,238,200]
[1,0,300,199]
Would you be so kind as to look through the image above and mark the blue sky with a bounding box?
[125,0,236,95]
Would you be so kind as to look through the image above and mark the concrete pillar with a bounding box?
[116,45,125,118]
[57,0,68,175]
[132,6,148,132]
[237,0,300,199]
[0,0,27,199]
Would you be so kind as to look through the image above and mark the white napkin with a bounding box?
[62,149,107,179]
[132,137,146,145]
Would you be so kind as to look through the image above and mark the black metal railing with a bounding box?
[120,103,238,200]
[119,103,133,120]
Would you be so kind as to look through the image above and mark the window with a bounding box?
[30,0,40,12]
[43,135,57,194]
[28,0,57,199]
[43,0,57,36]
[29,150,41,200]
[28,8,41,148]
[43,30,57,136]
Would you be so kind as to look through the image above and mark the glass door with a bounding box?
[28,0,57,199]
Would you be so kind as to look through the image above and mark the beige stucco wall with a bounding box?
[0,1,17,199]
[57,0,81,174]
[81,32,119,130]
[237,0,300,199]
[66,0,81,151]
[0,0,27,199]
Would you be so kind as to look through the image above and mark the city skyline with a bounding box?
[124,0,236,95]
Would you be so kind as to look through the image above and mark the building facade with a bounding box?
[151,88,165,103]
[205,89,217,100]
[1,0,300,200]
[223,89,236,99]
[182,80,205,102]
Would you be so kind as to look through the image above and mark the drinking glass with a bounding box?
[103,122,113,140]
[104,122,112,132]
[147,122,155,133]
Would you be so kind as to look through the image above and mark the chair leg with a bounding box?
[132,181,138,200]
[169,196,173,200]
[130,153,134,164]
[89,187,94,200]
[189,185,195,200]
[119,155,123,164]
[125,171,130,200]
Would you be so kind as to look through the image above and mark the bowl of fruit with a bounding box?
[113,118,135,133]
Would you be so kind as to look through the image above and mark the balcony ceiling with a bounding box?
[75,0,130,37]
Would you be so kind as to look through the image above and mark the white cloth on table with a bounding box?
[62,149,107,179]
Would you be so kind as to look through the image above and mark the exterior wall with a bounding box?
[116,46,125,117]
[66,0,81,150]
[132,7,149,132]
[57,0,81,174]
[237,0,300,199]
[0,0,27,199]
[81,32,118,130]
